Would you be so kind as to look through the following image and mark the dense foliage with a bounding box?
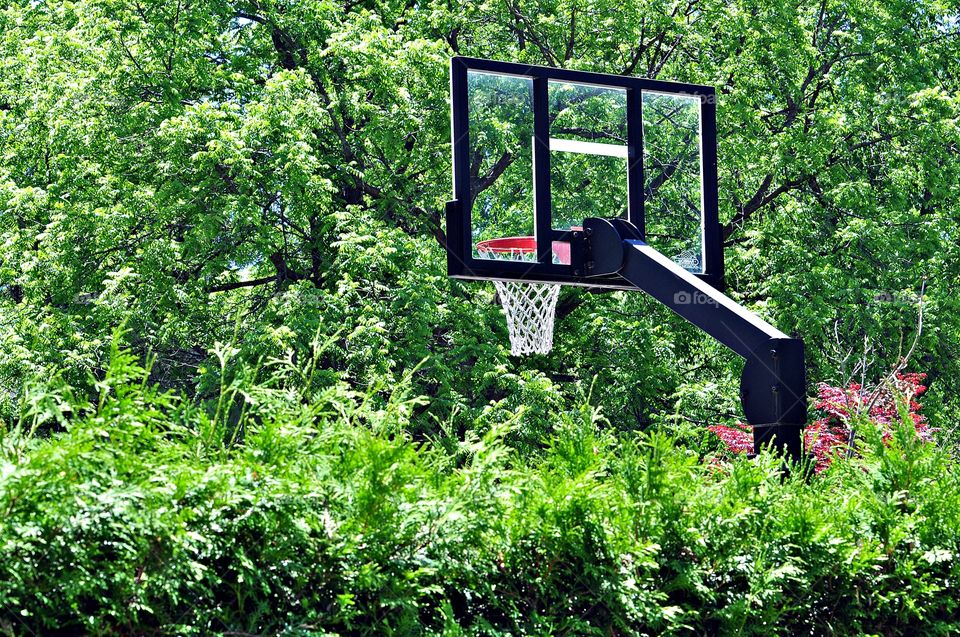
[3,344,960,636]
[2,0,960,633]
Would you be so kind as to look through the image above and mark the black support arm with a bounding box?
[578,218,806,460]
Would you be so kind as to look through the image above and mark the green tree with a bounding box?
[0,0,958,434]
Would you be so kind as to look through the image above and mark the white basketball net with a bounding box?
[477,244,561,356]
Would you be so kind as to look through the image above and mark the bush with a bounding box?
[710,372,933,472]
[2,346,960,635]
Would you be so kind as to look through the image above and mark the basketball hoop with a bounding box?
[476,237,562,356]
[447,58,808,463]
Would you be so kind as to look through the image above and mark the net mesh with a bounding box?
[476,241,561,356]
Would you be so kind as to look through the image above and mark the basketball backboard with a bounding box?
[447,57,723,288]
[446,56,723,288]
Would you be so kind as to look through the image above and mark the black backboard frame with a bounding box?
[447,56,723,289]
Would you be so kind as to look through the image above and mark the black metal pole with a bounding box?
[579,218,807,461]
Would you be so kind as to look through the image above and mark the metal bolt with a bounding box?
[586,260,595,270]
[585,227,593,237]
[770,349,778,359]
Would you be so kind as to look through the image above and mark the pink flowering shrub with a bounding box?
[709,373,931,472]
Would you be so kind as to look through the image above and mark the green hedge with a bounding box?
[2,345,959,636]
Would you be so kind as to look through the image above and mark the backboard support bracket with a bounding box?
[574,217,807,460]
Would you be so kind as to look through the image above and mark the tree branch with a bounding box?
[470,152,513,202]
[207,275,278,293]
[563,7,577,62]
